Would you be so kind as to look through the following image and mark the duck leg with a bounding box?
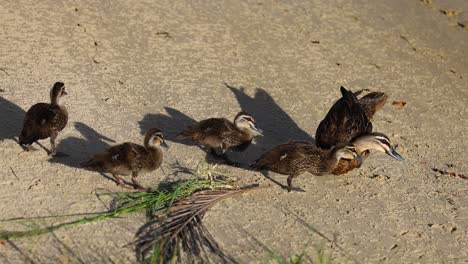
[48,132,58,156]
[209,148,240,167]
[131,171,145,190]
[111,174,133,189]
[287,175,294,192]
[286,174,304,192]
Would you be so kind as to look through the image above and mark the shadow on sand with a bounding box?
[138,107,198,146]
[224,82,314,163]
[0,96,25,142]
[49,122,115,168]
[225,82,315,190]
[139,83,314,190]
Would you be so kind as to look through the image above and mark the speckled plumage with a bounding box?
[87,142,163,176]
[315,86,388,175]
[178,111,262,158]
[252,140,359,191]
[84,129,167,189]
[19,82,68,155]
[179,118,251,150]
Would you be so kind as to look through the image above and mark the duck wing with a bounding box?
[315,86,371,149]
[251,141,319,171]
[105,143,147,169]
[20,103,58,144]
[357,91,388,119]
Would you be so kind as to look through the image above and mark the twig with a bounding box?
[0,68,10,76]
[9,167,19,180]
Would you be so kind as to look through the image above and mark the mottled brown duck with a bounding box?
[83,129,168,190]
[315,86,402,174]
[251,141,362,192]
[19,82,68,156]
[178,111,263,163]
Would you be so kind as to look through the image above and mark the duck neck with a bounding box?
[51,95,61,106]
[324,148,341,172]
[352,141,375,154]
[238,127,255,140]
[144,139,156,149]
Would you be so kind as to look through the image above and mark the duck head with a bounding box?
[50,82,67,105]
[352,133,404,161]
[334,144,363,163]
[234,111,263,136]
[144,128,169,149]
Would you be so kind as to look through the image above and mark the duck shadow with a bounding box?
[224,82,315,162]
[49,122,115,168]
[139,106,198,146]
[0,96,25,142]
[139,107,220,163]
[224,82,316,189]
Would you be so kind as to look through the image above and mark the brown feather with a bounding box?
[252,140,337,177]
[357,91,388,119]
[315,87,388,174]
[178,116,253,152]
[315,86,372,149]
[19,101,68,145]
[332,151,370,174]
[84,130,165,180]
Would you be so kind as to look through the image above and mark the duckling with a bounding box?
[251,141,362,192]
[332,133,404,174]
[19,82,68,156]
[83,129,168,190]
[178,111,263,163]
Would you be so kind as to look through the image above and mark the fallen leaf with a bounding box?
[392,101,407,108]
[0,240,5,245]
[458,22,467,29]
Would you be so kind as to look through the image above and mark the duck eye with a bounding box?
[243,116,254,123]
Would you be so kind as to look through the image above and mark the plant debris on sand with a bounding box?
[135,186,267,263]
[0,162,268,263]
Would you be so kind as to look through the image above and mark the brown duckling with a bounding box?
[251,141,362,192]
[178,111,263,163]
[332,133,404,174]
[83,129,168,190]
[315,86,402,173]
[19,82,68,156]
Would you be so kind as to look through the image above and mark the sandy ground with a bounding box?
[1,0,467,263]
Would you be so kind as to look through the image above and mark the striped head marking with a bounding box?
[234,111,263,136]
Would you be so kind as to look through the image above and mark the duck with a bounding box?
[178,111,263,164]
[19,82,68,156]
[83,128,168,190]
[251,141,362,192]
[315,86,403,174]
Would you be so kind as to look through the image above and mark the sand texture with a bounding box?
[0,0,467,263]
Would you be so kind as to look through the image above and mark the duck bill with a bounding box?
[386,148,404,161]
[354,155,364,164]
[161,140,169,148]
[251,125,263,136]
